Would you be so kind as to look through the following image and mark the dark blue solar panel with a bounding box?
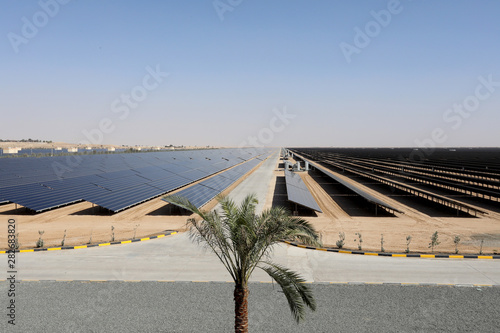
[0,183,91,212]
[86,184,164,212]
[164,157,265,209]
[170,184,220,209]
[179,169,211,181]
[93,174,151,192]
[200,175,235,192]
[135,169,177,182]
[0,148,274,212]
[41,174,107,190]
[147,175,191,192]
[0,183,51,201]
[98,169,139,180]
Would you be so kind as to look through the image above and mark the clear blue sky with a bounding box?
[1,0,499,147]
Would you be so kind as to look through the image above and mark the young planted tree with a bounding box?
[405,235,412,253]
[163,194,320,333]
[61,229,67,247]
[14,233,20,250]
[36,230,45,248]
[453,236,460,254]
[428,231,440,253]
[336,231,345,249]
[354,232,363,251]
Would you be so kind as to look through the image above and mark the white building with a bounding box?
[3,147,21,154]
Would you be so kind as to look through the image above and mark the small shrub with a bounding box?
[61,229,67,247]
[111,226,115,242]
[405,235,412,253]
[380,234,385,253]
[354,232,363,251]
[479,239,484,255]
[336,232,345,249]
[453,236,460,254]
[14,233,20,250]
[428,231,440,253]
[88,230,93,244]
[36,230,45,248]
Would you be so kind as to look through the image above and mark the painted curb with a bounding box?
[0,231,178,254]
[282,241,500,260]
[0,280,497,288]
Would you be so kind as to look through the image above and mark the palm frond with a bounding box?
[163,195,206,218]
[164,195,239,281]
[258,261,316,323]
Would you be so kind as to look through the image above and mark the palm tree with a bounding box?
[163,193,320,333]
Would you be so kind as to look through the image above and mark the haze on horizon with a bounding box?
[1,1,499,148]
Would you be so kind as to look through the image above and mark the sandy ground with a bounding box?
[272,158,500,255]
[1,156,500,255]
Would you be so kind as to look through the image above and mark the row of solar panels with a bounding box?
[165,158,262,208]
[0,148,127,156]
[0,149,260,186]
[0,148,272,213]
[0,149,264,188]
[284,170,322,212]
[288,151,402,213]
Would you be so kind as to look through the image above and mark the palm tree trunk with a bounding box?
[234,283,249,333]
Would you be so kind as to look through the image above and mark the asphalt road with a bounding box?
[1,281,499,333]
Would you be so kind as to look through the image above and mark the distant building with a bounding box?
[3,147,20,154]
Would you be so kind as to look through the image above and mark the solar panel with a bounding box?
[84,183,164,212]
[171,184,220,208]
[42,174,107,190]
[147,174,191,192]
[200,175,236,191]
[0,148,274,213]
[93,174,152,192]
[98,169,139,180]
[179,168,211,181]
[1,183,85,212]
[284,170,322,212]
[0,183,52,201]
[164,156,266,209]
